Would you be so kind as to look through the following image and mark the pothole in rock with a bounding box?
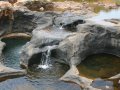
[2,37,30,69]
[0,38,81,90]
[77,53,120,90]
[27,47,70,79]
[28,61,69,80]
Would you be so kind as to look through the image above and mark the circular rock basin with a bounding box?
[0,38,81,90]
[2,38,29,69]
[77,54,120,90]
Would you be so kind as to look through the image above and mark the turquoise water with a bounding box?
[2,38,29,69]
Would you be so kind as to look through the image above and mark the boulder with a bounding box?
[0,64,26,81]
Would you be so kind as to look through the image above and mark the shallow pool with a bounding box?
[0,38,81,90]
[78,54,120,90]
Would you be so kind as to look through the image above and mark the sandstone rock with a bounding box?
[52,22,120,65]
[50,22,120,89]
[20,15,120,89]
[19,11,87,68]
[0,64,26,81]
[20,26,72,68]
[0,0,120,89]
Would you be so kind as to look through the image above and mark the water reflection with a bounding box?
[77,54,120,90]
[91,8,120,20]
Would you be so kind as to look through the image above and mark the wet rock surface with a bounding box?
[53,23,120,65]
[0,0,120,90]
[20,13,120,90]
[0,64,26,81]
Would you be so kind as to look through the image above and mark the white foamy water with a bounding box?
[37,64,52,69]
[37,46,56,69]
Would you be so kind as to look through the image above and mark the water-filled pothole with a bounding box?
[77,53,120,90]
[28,62,69,79]
[27,45,70,79]
[0,38,80,90]
[2,38,29,69]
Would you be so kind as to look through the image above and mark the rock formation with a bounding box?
[18,8,120,89]
[0,0,120,89]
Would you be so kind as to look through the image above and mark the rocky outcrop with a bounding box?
[52,23,120,65]
[0,0,120,89]
[0,1,58,36]
[20,18,120,89]
[1,0,119,36]
[20,12,86,68]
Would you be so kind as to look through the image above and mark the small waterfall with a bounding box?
[59,23,64,30]
[37,46,54,69]
[59,25,64,30]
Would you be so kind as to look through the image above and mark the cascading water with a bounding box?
[1,38,78,90]
[59,23,64,30]
[37,46,54,69]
